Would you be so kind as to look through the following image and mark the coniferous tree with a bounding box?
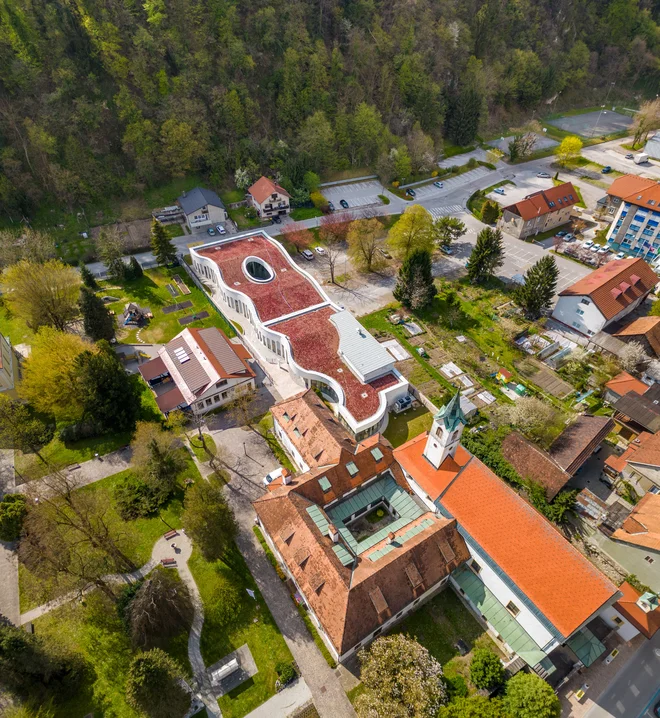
[127,256,144,280]
[466,228,504,284]
[513,255,559,318]
[434,216,466,248]
[125,649,189,718]
[445,87,482,147]
[393,249,436,310]
[79,261,98,290]
[150,220,177,267]
[79,287,115,341]
[481,201,501,225]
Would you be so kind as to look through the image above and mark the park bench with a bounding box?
[67,464,81,473]
[163,529,179,541]
[160,558,177,568]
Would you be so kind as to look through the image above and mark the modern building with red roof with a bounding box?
[394,395,622,680]
[597,175,657,221]
[247,176,291,219]
[138,326,255,415]
[190,232,409,439]
[498,182,579,239]
[551,258,657,336]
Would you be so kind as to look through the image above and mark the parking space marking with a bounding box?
[347,195,380,208]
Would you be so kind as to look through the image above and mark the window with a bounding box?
[471,560,482,574]
[214,395,220,403]
[205,398,213,406]
[572,322,581,329]
[580,298,590,305]
[612,616,624,626]
[576,308,584,316]
[645,556,655,564]
[293,428,301,438]
[318,476,332,492]
[221,391,229,399]
[371,447,384,461]
[373,628,383,637]
[506,601,520,617]
[346,462,359,477]
[649,486,660,495]
[197,402,205,410]
[216,379,227,388]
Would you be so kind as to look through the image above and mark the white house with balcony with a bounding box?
[189,232,408,440]
[177,187,227,231]
[247,176,291,219]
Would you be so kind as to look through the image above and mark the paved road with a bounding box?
[585,631,660,718]
[583,137,660,180]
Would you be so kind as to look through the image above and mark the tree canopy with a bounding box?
[387,205,436,259]
[466,228,504,284]
[504,672,561,718]
[393,249,437,310]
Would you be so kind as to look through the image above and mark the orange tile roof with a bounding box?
[622,182,660,208]
[614,317,660,356]
[248,176,291,204]
[504,182,579,221]
[559,259,658,320]
[607,174,657,200]
[626,430,660,468]
[394,434,471,501]
[605,371,649,399]
[613,581,660,638]
[438,455,618,637]
[612,494,660,552]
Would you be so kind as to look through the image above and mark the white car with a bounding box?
[315,246,326,255]
[537,172,551,179]
[215,224,227,235]
[597,246,609,254]
[583,240,594,249]
[263,468,285,487]
[590,244,600,252]
[615,252,626,260]
[494,188,505,195]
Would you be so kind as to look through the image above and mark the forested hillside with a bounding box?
[1,0,660,218]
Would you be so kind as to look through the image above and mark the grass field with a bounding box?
[104,266,235,344]
[290,207,323,221]
[228,206,263,230]
[189,432,217,462]
[383,406,433,447]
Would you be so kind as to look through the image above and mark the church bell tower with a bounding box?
[423,392,466,469]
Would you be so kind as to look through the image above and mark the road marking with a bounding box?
[428,204,464,219]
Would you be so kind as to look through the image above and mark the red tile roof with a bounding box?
[626,430,660,467]
[548,415,614,475]
[189,327,255,380]
[501,432,570,500]
[248,176,291,204]
[612,493,660,552]
[155,386,185,412]
[197,235,324,322]
[621,182,660,208]
[614,317,660,356]
[559,259,658,320]
[138,356,168,381]
[613,581,660,638]
[504,182,579,221]
[605,372,649,399]
[272,307,399,422]
[607,175,657,200]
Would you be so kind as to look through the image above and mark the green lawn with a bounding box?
[0,302,34,345]
[189,547,294,718]
[189,433,217,462]
[163,223,186,239]
[228,207,263,230]
[14,380,161,482]
[220,189,246,205]
[105,266,235,344]
[383,406,433,447]
[442,144,476,159]
[255,413,296,474]
[19,449,201,612]
[468,180,514,220]
[290,207,323,221]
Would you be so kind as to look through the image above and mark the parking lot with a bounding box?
[486,174,555,205]
[546,109,633,138]
[321,180,385,209]
[487,133,558,154]
[412,167,493,201]
[501,243,589,293]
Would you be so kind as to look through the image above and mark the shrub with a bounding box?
[392,181,400,188]
[378,194,391,205]
[276,661,297,684]
[445,674,469,700]
[117,579,145,630]
[113,475,161,520]
[310,191,329,211]
[125,649,189,718]
[244,207,257,219]
[467,157,478,169]
[431,170,438,177]
[469,648,505,690]
[0,494,28,541]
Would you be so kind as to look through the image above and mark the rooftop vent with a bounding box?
[361,392,368,399]
[234,281,241,286]
[337,368,343,373]
[357,327,366,338]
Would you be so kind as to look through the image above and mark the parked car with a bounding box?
[405,188,416,198]
[301,249,314,261]
[440,245,453,255]
[270,215,282,224]
[625,153,634,160]
[328,201,335,212]
[590,244,600,252]
[378,247,392,259]
[537,172,551,178]
[597,246,610,254]
[583,240,594,249]
[315,246,326,255]
[340,199,349,209]
[215,224,226,235]
[615,251,626,259]
[393,395,413,414]
[433,181,444,189]
[556,231,567,237]
[601,165,612,174]
[263,468,285,487]
[494,187,505,195]
[206,227,216,236]
[564,233,575,241]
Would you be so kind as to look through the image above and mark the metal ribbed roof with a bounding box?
[367,518,435,561]
[329,310,393,377]
[306,505,329,536]
[165,336,209,394]
[332,544,355,567]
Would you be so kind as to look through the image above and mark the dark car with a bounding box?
[340,199,349,209]
[273,215,282,224]
[625,153,634,159]
[601,165,612,174]
[405,188,416,198]
[328,201,335,212]
[654,700,660,718]
[556,231,567,237]
[206,227,216,236]
[378,247,392,259]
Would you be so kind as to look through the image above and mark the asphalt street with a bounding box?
[585,630,660,718]
[582,138,660,180]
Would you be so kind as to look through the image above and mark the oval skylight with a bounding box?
[242,256,275,283]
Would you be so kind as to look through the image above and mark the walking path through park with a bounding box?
[0,449,20,626]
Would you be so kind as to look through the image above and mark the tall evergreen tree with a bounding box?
[150,220,177,266]
[393,249,436,310]
[127,256,144,280]
[78,261,98,290]
[445,87,482,147]
[513,255,559,318]
[466,228,504,284]
[79,287,115,341]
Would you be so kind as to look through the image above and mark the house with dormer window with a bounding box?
[498,182,579,239]
[247,176,291,219]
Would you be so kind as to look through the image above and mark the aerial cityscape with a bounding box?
[2,3,660,717]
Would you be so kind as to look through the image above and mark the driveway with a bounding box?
[438,148,490,168]
[0,449,19,626]
[486,174,555,205]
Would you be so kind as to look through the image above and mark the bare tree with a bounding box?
[631,99,660,147]
[619,340,649,372]
[319,213,353,283]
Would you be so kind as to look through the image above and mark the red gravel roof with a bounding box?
[272,306,399,422]
[197,236,324,322]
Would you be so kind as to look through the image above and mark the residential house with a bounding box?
[0,332,19,398]
[611,383,660,438]
[497,182,579,240]
[392,396,622,681]
[177,187,227,231]
[138,327,255,415]
[604,371,649,404]
[271,389,356,474]
[596,175,657,221]
[190,232,409,440]
[645,132,660,161]
[551,258,658,336]
[614,316,660,357]
[609,581,660,640]
[501,415,614,500]
[247,177,291,219]
[605,181,660,260]
[253,435,470,663]
[611,493,660,554]
[605,431,660,495]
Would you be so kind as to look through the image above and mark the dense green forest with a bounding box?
[1,0,660,220]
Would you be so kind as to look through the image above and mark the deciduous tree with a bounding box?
[438,696,508,718]
[632,99,660,147]
[506,396,562,446]
[79,287,115,341]
[466,228,504,284]
[504,672,561,718]
[150,220,177,266]
[0,229,55,268]
[619,340,649,372]
[0,396,54,461]
[555,135,583,165]
[348,218,385,272]
[469,648,505,690]
[125,649,190,718]
[387,205,435,259]
[0,494,28,541]
[97,227,127,282]
[393,249,436,310]
[281,222,314,252]
[513,255,559,318]
[319,213,352,283]
[1,259,80,331]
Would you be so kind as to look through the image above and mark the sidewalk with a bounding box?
[0,449,19,625]
[244,678,312,718]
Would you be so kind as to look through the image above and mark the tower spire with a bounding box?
[423,391,466,469]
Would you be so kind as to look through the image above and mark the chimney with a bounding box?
[282,468,292,485]
[387,531,396,544]
[328,523,340,543]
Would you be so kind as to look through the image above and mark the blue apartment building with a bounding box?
[607,186,660,262]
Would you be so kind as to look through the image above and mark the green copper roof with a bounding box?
[453,565,547,668]
[318,476,332,492]
[435,391,466,432]
[332,543,355,567]
[567,628,606,668]
[306,505,329,536]
[368,518,435,561]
